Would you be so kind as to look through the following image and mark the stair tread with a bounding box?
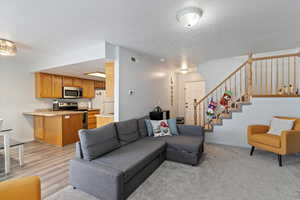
[219,113,232,119]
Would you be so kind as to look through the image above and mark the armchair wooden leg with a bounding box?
[250,146,255,156]
[278,154,282,167]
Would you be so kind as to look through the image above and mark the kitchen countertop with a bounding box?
[78,108,100,111]
[95,114,114,118]
[23,110,86,117]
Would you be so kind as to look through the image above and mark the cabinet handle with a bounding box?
[64,115,70,119]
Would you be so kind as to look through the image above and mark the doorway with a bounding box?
[184,81,205,125]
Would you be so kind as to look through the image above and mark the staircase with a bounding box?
[193,52,300,132]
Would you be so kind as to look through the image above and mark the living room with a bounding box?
[1,0,300,200]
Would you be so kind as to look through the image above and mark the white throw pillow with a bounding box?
[150,120,171,137]
[267,118,295,136]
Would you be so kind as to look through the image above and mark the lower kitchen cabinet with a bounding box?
[88,109,100,129]
[33,114,83,147]
[96,116,114,128]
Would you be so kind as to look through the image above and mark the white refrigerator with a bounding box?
[91,89,114,114]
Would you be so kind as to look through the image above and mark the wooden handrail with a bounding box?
[196,60,249,105]
[252,52,300,61]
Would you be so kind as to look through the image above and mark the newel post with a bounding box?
[193,99,198,125]
[246,53,253,98]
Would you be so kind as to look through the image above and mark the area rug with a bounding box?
[46,144,300,200]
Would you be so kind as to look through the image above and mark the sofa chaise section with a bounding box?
[70,158,124,200]
[93,138,166,183]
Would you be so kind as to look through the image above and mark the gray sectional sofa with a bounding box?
[69,117,204,200]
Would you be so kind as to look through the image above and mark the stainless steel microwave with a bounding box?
[63,87,82,99]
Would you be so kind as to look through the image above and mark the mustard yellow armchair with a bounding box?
[248,116,300,167]
[0,176,41,200]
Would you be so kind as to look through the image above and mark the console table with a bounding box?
[149,110,170,120]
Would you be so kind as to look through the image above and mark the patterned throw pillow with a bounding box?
[150,120,171,137]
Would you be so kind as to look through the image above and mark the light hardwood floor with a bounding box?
[4,141,75,199]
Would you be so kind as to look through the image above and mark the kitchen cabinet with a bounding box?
[36,73,53,98]
[82,79,95,98]
[36,73,62,98]
[88,109,100,129]
[94,81,105,89]
[34,116,44,140]
[36,73,99,99]
[32,113,83,147]
[52,75,63,98]
[73,78,83,88]
[96,115,114,128]
[105,62,114,97]
[62,76,73,87]
[62,114,83,145]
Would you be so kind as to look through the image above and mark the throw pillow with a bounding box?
[137,116,149,137]
[267,118,295,136]
[145,119,153,136]
[167,118,179,136]
[150,120,171,137]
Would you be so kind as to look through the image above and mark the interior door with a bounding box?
[184,81,205,125]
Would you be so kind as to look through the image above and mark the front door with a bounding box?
[184,81,205,125]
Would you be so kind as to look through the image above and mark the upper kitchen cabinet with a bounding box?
[36,73,62,98]
[35,73,97,99]
[62,76,73,87]
[105,62,114,97]
[52,75,63,98]
[94,81,105,89]
[82,79,95,98]
[73,78,83,88]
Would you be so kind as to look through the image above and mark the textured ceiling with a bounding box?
[1,0,300,68]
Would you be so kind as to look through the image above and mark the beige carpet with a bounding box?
[46,144,300,200]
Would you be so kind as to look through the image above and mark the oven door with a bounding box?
[63,87,81,99]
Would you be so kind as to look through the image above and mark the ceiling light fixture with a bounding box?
[179,68,189,74]
[0,38,17,56]
[86,72,106,78]
[176,7,203,28]
[160,58,166,62]
[177,62,190,74]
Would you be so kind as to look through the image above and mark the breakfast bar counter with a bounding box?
[23,110,83,147]
[23,110,85,117]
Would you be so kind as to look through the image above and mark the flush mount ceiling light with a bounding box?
[176,7,203,28]
[176,62,190,74]
[179,68,190,74]
[85,72,106,78]
[0,38,17,56]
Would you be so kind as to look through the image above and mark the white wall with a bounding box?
[199,55,247,92]
[0,60,52,142]
[116,47,174,121]
[197,48,300,147]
